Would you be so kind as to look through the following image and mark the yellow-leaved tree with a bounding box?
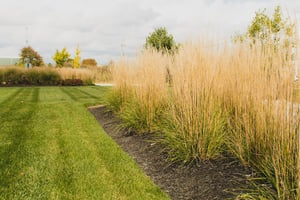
[53,47,71,67]
[73,46,81,68]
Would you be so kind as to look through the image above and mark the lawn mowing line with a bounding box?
[0,88,40,196]
[81,109,166,199]
[0,88,36,119]
[50,103,126,199]
[60,87,100,103]
[55,125,75,196]
[22,102,71,199]
[53,103,148,199]
[74,87,101,99]
[0,88,24,106]
[60,87,81,102]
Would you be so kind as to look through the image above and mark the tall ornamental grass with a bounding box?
[158,42,228,162]
[109,36,299,199]
[223,44,299,199]
[107,51,169,133]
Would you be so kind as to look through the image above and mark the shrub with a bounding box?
[4,68,23,85]
[62,79,83,86]
[81,58,97,66]
[25,69,41,85]
[57,67,95,85]
[37,69,61,85]
[0,67,92,86]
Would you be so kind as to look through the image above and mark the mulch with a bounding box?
[89,105,256,200]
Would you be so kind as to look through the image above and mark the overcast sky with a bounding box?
[0,0,299,64]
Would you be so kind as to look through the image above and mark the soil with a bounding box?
[89,105,256,200]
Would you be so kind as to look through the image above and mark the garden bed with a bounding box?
[89,105,257,199]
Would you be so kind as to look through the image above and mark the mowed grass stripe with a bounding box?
[62,103,165,199]
[0,88,41,198]
[0,87,169,199]
[74,87,101,99]
[49,103,127,199]
[0,87,24,105]
[59,87,106,107]
[60,87,94,102]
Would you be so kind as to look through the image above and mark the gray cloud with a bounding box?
[0,0,299,64]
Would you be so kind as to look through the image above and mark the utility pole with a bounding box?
[121,43,126,56]
[24,26,31,69]
[25,26,29,46]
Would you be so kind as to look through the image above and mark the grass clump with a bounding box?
[107,51,169,134]
[158,43,228,162]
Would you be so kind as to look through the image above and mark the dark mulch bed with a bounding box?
[89,105,256,200]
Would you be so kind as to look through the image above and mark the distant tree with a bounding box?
[145,27,178,53]
[81,58,97,66]
[73,46,81,68]
[233,6,295,49]
[53,47,71,67]
[19,46,44,67]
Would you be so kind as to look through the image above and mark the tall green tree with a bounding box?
[53,47,71,67]
[145,27,178,53]
[19,46,44,67]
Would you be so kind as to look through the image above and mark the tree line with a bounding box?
[19,46,98,68]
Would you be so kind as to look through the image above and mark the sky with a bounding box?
[0,0,299,65]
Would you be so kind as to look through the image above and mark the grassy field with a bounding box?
[0,87,168,199]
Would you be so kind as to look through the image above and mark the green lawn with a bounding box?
[0,87,168,200]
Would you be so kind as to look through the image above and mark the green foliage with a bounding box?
[53,47,71,67]
[81,58,98,66]
[145,27,178,53]
[247,8,271,42]
[233,6,295,49]
[19,46,44,67]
